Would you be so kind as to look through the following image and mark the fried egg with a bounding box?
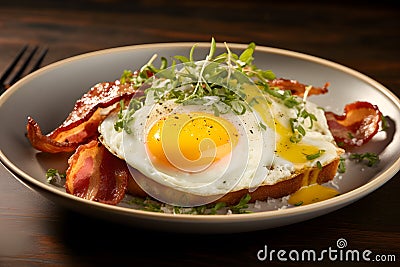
[99,97,275,205]
[99,86,339,206]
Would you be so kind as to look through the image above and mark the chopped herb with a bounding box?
[46,168,65,187]
[305,150,325,160]
[264,88,299,108]
[263,85,317,144]
[173,206,182,214]
[143,200,162,212]
[294,201,303,206]
[284,96,301,108]
[127,196,231,215]
[380,115,389,131]
[299,109,317,129]
[174,202,228,215]
[316,161,322,170]
[129,197,163,212]
[336,141,345,148]
[209,202,227,215]
[349,152,380,167]
[290,130,303,143]
[338,157,346,173]
[229,193,252,214]
[192,205,207,215]
[285,96,318,143]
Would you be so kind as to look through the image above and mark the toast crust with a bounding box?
[217,157,340,205]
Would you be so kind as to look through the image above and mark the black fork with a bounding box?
[0,45,48,95]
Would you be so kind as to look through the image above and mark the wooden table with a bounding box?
[1,1,399,266]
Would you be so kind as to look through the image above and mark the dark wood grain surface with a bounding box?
[1,1,399,266]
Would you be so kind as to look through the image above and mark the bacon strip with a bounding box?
[65,140,130,205]
[325,101,382,149]
[268,78,329,96]
[27,108,103,153]
[26,81,141,153]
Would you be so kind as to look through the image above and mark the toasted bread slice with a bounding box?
[217,156,340,205]
[126,156,341,206]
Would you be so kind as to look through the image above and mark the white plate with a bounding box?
[1,42,399,233]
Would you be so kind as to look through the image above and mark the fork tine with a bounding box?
[8,46,39,85]
[28,47,48,73]
[0,44,28,84]
[1,45,48,96]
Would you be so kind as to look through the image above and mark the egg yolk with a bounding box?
[274,120,321,164]
[146,113,239,172]
[241,85,320,164]
[288,184,339,206]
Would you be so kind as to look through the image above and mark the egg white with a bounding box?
[99,92,340,205]
[100,99,275,203]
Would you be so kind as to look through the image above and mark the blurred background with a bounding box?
[1,0,399,94]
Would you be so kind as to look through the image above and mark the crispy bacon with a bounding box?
[325,101,382,149]
[268,78,329,96]
[65,140,130,204]
[26,81,141,153]
[27,108,103,153]
[27,71,384,206]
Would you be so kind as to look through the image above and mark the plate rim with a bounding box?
[1,41,400,224]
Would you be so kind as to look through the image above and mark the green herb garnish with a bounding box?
[349,152,380,167]
[114,98,143,133]
[294,201,303,206]
[129,197,163,212]
[115,39,282,138]
[209,202,227,215]
[338,157,346,173]
[113,100,126,132]
[46,168,66,186]
[305,150,325,161]
[229,193,252,214]
[380,115,389,131]
[316,161,323,170]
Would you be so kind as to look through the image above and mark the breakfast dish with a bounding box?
[0,41,398,232]
[25,40,384,212]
